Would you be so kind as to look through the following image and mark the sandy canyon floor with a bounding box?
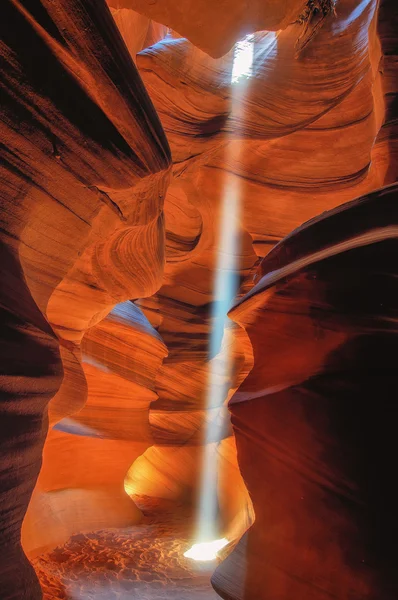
[33,497,221,600]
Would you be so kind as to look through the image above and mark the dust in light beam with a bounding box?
[185,34,255,561]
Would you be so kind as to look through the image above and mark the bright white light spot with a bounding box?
[184,538,229,561]
[231,34,254,83]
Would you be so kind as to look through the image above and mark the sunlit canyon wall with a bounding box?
[0,0,397,599]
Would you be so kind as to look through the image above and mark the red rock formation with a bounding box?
[106,0,168,62]
[110,0,307,57]
[0,0,397,598]
[127,0,391,512]
[125,177,256,510]
[211,3,398,596]
[0,0,170,596]
[137,0,385,248]
[22,302,168,556]
[212,183,398,599]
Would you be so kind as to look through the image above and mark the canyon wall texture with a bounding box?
[107,0,307,57]
[0,0,170,596]
[0,0,397,599]
[212,183,398,600]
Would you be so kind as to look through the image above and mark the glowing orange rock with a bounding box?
[0,0,170,596]
[109,0,306,57]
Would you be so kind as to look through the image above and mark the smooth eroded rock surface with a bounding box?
[0,0,397,598]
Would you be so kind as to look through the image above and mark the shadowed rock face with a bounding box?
[0,0,397,599]
[212,184,398,600]
[0,241,63,600]
[0,0,170,596]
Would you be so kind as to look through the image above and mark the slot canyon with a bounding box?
[0,0,397,599]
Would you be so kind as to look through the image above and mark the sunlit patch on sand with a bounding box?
[184,538,229,562]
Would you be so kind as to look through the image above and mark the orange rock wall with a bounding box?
[0,0,170,596]
[0,0,397,598]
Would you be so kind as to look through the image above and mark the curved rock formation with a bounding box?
[212,183,398,600]
[109,0,307,57]
[138,0,377,159]
[0,0,170,596]
[0,0,397,598]
[125,177,256,531]
[106,1,168,62]
[22,302,168,557]
[127,0,391,508]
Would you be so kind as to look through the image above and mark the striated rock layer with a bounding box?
[22,302,168,557]
[212,184,398,599]
[106,0,168,63]
[0,0,170,597]
[126,0,395,519]
[107,0,307,58]
[0,0,397,598]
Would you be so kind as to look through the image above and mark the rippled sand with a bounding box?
[33,497,221,600]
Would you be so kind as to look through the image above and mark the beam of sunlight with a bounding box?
[231,34,254,84]
[186,34,255,561]
[195,180,240,545]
